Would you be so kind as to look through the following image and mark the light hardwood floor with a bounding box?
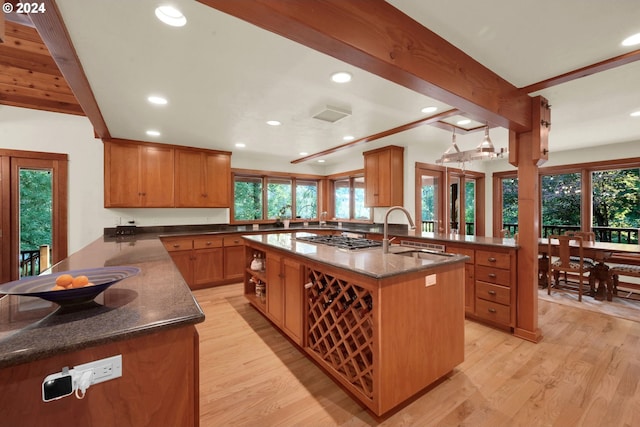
[194,284,640,427]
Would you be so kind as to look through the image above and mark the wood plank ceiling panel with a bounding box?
[0,20,83,115]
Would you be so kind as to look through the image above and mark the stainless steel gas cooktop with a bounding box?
[295,234,382,250]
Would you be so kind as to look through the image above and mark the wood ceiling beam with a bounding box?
[521,48,640,93]
[291,109,460,164]
[198,0,532,132]
[27,0,110,138]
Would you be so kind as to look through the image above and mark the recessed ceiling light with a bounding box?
[147,95,168,105]
[317,159,326,163]
[421,106,437,114]
[631,111,640,117]
[146,130,161,137]
[622,33,640,46]
[343,135,354,141]
[331,72,352,83]
[266,120,281,126]
[155,6,187,27]
[457,119,471,125]
[299,152,308,156]
[235,143,246,148]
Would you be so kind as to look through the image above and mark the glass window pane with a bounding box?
[541,172,581,237]
[267,178,292,219]
[353,176,370,220]
[465,180,475,235]
[592,168,640,243]
[502,177,518,236]
[420,174,439,233]
[296,180,318,219]
[234,176,263,221]
[450,178,460,232]
[334,179,350,219]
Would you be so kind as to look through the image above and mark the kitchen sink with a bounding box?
[393,249,456,260]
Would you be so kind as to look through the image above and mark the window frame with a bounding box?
[231,169,322,224]
[492,157,640,238]
[327,170,373,223]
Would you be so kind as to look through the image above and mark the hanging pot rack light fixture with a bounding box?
[436,123,507,166]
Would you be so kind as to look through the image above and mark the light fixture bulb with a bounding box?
[155,6,187,27]
[622,33,640,46]
[146,130,161,137]
[148,95,168,105]
[331,72,352,83]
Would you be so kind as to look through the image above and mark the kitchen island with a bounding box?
[242,232,468,417]
[0,236,204,427]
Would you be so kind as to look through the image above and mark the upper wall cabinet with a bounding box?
[363,145,404,207]
[104,140,231,208]
[175,149,231,208]
[104,140,175,208]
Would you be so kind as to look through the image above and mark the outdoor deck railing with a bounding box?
[20,250,41,277]
[420,221,639,244]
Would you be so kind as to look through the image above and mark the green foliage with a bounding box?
[267,180,292,219]
[20,170,52,251]
[234,179,263,220]
[502,178,519,224]
[541,173,581,226]
[592,168,640,227]
[295,182,317,219]
[465,181,475,223]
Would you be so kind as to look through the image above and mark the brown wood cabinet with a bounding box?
[473,249,516,328]
[175,149,231,207]
[363,145,404,207]
[223,235,245,281]
[446,244,476,315]
[162,236,224,289]
[104,140,174,207]
[246,247,304,346]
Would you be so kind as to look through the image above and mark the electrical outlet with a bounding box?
[74,355,122,385]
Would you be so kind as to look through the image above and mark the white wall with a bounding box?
[0,106,358,253]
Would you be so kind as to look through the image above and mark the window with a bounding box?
[234,176,263,221]
[267,177,292,219]
[541,172,582,236]
[332,175,371,221]
[233,173,319,222]
[592,168,640,243]
[296,180,318,219]
[493,159,640,243]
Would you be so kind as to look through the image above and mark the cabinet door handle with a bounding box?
[488,308,497,313]
[173,244,180,248]
[488,257,497,263]
[488,273,497,278]
[205,241,212,246]
[488,290,497,296]
[234,240,240,244]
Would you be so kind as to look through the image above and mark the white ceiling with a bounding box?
[54,0,640,166]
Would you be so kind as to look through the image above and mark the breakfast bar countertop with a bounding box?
[0,235,205,369]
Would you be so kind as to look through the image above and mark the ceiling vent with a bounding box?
[312,105,351,123]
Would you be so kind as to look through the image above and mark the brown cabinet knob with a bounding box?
[488,273,496,278]
[488,290,497,296]
[173,244,180,248]
[488,257,497,262]
[488,308,497,313]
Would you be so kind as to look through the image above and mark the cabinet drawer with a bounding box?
[223,235,244,247]
[475,298,511,325]
[476,250,510,269]
[193,236,223,250]
[475,265,510,286]
[476,281,510,305]
[162,238,193,252]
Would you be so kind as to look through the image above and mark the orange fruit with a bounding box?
[55,274,74,288]
[71,275,89,288]
[51,285,66,291]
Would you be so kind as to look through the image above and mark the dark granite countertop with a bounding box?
[243,232,468,279]
[0,236,204,369]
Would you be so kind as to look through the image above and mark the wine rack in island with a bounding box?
[306,268,374,401]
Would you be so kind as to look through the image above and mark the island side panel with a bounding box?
[378,262,465,414]
[0,325,199,427]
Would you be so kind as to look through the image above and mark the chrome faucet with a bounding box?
[383,206,416,253]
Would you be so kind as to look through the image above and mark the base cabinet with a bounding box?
[162,236,226,289]
[243,238,465,417]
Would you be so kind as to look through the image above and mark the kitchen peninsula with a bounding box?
[0,236,204,427]
[242,232,468,416]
